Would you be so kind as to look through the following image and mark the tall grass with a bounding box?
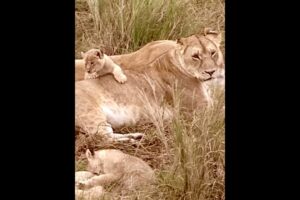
[76,0,224,57]
[75,90,224,200]
[156,89,224,200]
[75,0,225,199]
[127,86,225,200]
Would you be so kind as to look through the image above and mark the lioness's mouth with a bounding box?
[204,77,213,81]
[204,75,224,82]
[216,75,224,79]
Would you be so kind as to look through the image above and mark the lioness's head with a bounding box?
[85,149,103,175]
[175,28,224,81]
[81,49,105,75]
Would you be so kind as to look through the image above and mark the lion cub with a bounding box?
[75,171,104,199]
[81,49,127,83]
[76,149,155,193]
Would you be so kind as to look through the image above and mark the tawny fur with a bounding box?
[75,40,178,81]
[81,49,127,83]
[75,171,104,200]
[75,30,224,142]
[76,149,155,194]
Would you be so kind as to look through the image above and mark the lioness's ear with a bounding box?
[204,28,222,46]
[204,27,219,35]
[86,149,93,160]
[176,38,182,45]
[81,52,85,58]
[176,38,185,45]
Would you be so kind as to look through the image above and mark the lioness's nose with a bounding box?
[205,70,216,76]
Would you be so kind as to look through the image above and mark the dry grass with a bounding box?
[76,0,225,57]
[75,89,224,200]
[75,0,225,199]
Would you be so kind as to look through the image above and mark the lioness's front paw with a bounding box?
[115,74,127,84]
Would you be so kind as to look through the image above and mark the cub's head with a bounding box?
[85,149,103,175]
[81,49,105,75]
[175,28,224,81]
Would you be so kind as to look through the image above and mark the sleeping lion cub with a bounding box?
[76,149,155,193]
[75,171,104,199]
[81,49,127,83]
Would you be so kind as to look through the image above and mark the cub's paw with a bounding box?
[115,73,127,84]
[76,181,88,190]
[85,73,99,80]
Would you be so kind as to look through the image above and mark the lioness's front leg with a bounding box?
[77,173,118,190]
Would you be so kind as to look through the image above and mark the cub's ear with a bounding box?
[81,51,85,58]
[86,149,93,160]
[100,46,107,55]
[95,49,104,59]
[204,28,222,46]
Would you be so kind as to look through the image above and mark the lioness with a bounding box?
[81,49,127,83]
[76,149,155,193]
[75,29,224,141]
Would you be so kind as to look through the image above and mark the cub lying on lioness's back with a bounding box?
[75,40,178,82]
[81,49,127,83]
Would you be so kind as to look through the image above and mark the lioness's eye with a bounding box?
[90,62,94,66]
[192,53,201,60]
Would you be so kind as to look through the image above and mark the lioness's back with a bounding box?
[109,40,177,69]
